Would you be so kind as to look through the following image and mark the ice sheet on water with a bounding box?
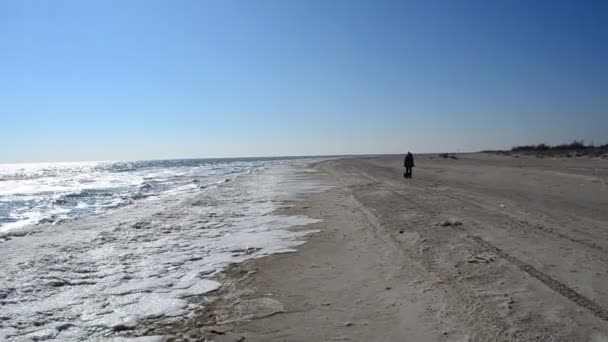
[0,157,316,234]
[0,162,325,341]
[108,336,164,342]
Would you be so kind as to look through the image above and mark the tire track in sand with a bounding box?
[339,162,608,323]
[368,162,607,253]
[469,235,608,322]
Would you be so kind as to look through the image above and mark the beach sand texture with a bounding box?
[142,154,608,341]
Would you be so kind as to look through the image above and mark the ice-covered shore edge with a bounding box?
[0,162,327,341]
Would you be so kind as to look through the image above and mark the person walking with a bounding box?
[404,152,415,179]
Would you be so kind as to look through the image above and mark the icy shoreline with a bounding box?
[0,164,325,341]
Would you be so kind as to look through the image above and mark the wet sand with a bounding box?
[143,154,608,341]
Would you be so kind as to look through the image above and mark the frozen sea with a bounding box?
[0,157,326,341]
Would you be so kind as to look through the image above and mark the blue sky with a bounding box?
[1,0,606,163]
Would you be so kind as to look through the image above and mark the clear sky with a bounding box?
[1,0,606,163]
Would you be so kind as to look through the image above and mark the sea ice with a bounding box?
[0,163,325,340]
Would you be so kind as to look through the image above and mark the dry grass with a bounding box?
[484,140,608,158]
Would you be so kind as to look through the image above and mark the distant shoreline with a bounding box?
[482,140,608,158]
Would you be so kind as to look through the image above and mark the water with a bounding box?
[0,157,311,233]
[0,157,326,341]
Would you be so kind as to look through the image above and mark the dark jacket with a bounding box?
[404,153,415,167]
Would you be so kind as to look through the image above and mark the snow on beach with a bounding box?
[0,160,324,341]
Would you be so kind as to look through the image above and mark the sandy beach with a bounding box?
[5,0,605,340]
[140,153,608,341]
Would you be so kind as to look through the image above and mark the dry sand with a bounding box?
[143,154,608,341]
